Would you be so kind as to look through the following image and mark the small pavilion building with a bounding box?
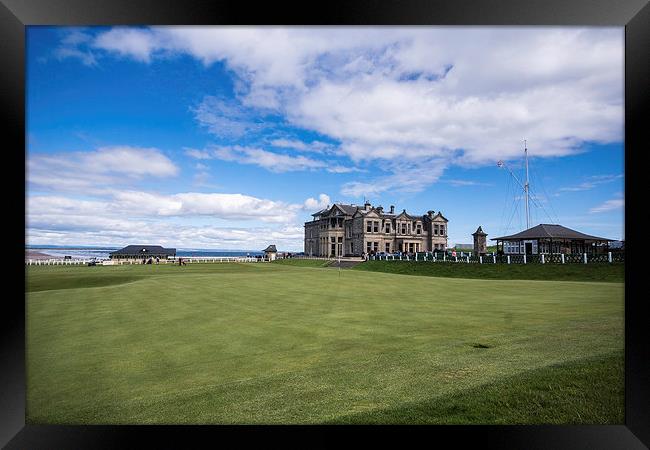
[492,224,612,255]
[263,245,278,261]
[109,245,176,262]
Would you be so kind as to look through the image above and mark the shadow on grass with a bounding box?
[325,351,624,424]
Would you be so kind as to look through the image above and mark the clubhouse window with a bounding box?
[366,242,372,252]
[434,224,439,235]
[366,222,372,232]
[373,221,379,233]
[385,222,391,233]
[440,226,445,235]
[338,236,343,243]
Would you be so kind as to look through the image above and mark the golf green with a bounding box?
[26,262,624,424]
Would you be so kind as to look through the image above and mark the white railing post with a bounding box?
[541,254,545,264]
[507,255,511,264]
[493,255,496,264]
[455,256,458,262]
[400,254,402,260]
[608,251,612,263]
[443,254,446,262]
[480,256,483,264]
[523,254,526,264]
[561,254,565,264]
[583,253,587,264]
[466,256,469,263]
[415,253,418,261]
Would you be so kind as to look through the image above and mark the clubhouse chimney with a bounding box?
[390,205,395,214]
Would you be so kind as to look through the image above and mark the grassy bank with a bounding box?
[26,263,623,424]
[353,260,624,282]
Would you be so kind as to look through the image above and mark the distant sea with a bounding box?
[26,245,265,260]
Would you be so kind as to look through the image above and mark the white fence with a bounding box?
[368,251,622,264]
[26,259,100,266]
[26,256,269,266]
[168,256,265,263]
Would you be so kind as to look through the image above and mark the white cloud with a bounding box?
[27,191,318,250]
[341,158,448,197]
[270,138,334,153]
[28,146,178,192]
[559,174,624,192]
[93,27,159,63]
[589,198,624,214]
[303,193,330,210]
[53,29,98,66]
[80,26,623,195]
[192,96,271,138]
[326,165,364,174]
[108,190,300,222]
[185,145,328,172]
[184,148,213,160]
[446,179,493,187]
[27,220,305,251]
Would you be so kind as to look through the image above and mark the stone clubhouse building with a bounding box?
[304,201,448,257]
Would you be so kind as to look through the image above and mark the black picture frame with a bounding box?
[2,0,648,447]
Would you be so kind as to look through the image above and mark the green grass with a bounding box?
[328,351,623,424]
[26,263,624,424]
[354,260,624,282]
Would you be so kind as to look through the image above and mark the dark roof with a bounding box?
[332,204,359,215]
[110,245,176,256]
[473,226,487,236]
[313,204,358,217]
[394,209,418,220]
[263,245,277,253]
[491,224,611,241]
[330,203,359,216]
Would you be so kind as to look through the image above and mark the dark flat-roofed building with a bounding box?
[109,245,176,260]
[492,224,612,255]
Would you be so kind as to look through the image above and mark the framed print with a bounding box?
[2,0,649,448]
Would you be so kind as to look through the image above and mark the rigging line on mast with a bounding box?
[498,168,513,237]
[497,157,527,232]
[523,139,530,229]
[527,158,558,224]
[532,168,561,224]
[505,191,521,234]
[528,186,556,224]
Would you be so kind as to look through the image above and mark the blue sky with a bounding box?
[26,26,624,251]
